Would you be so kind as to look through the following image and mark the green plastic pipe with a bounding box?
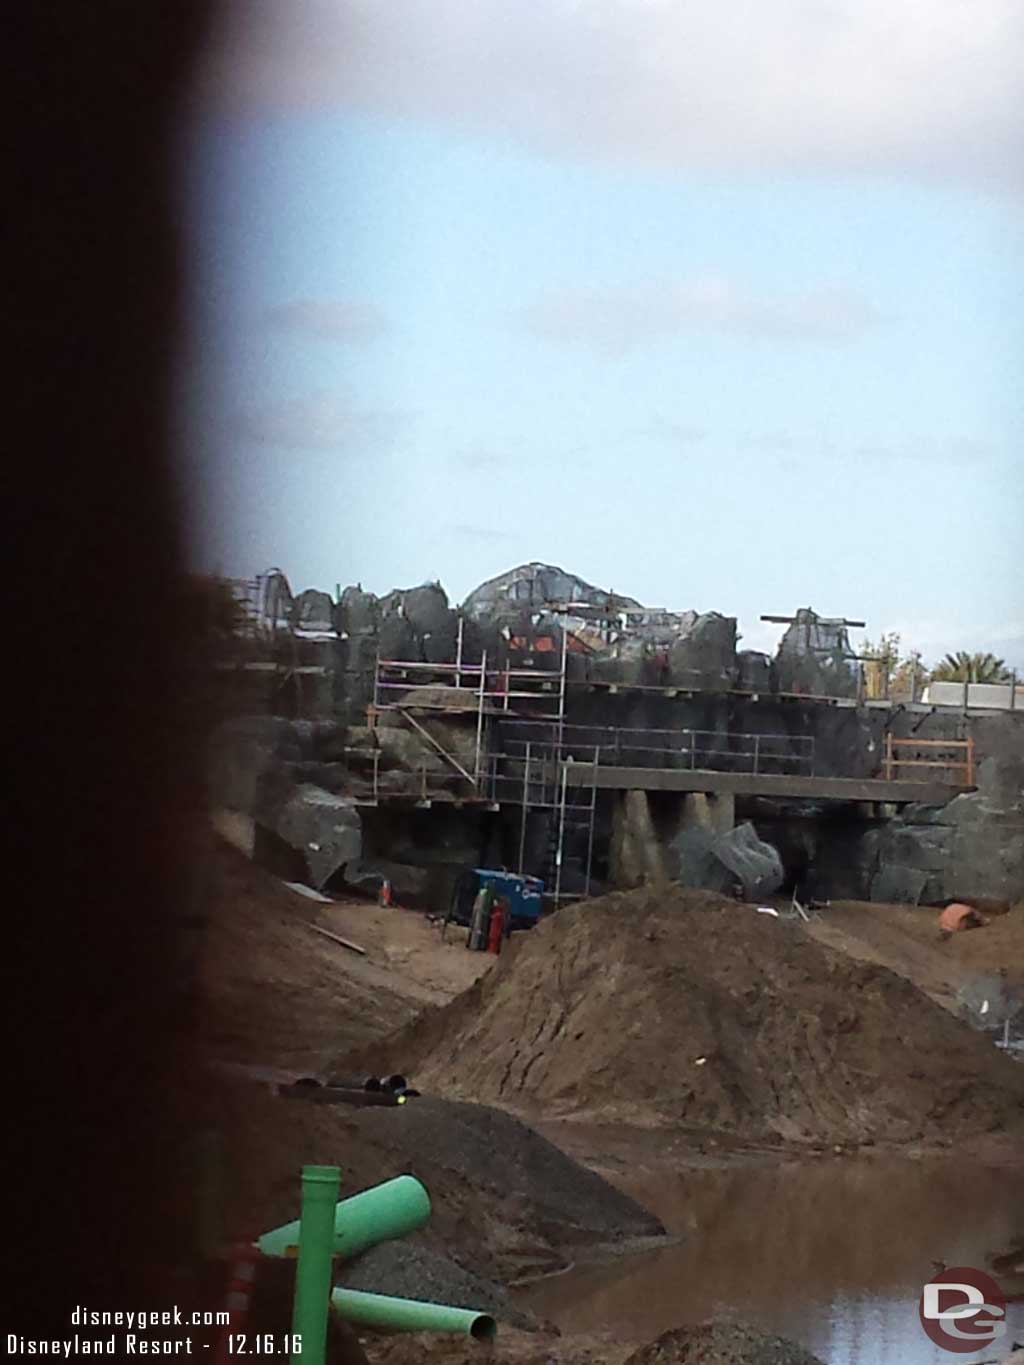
[259,1175,431,1259]
[330,1287,497,1341]
[290,1164,340,1365]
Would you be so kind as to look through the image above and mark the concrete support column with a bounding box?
[679,791,735,835]
[609,790,667,889]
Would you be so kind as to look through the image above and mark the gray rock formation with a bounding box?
[668,821,784,899]
[292,588,334,634]
[270,783,362,889]
[334,584,379,637]
[340,858,430,901]
[208,717,362,887]
[850,786,1024,906]
[737,649,773,692]
[462,561,639,622]
[379,581,451,636]
[666,611,737,690]
[774,607,860,698]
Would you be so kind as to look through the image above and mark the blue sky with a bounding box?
[182,1,1023,664]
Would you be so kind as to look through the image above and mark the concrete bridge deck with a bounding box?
[564,762,965,805]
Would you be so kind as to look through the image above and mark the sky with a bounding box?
[180,1,1023,664]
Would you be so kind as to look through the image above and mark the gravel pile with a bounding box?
[338,1241,541,1331]
[623,1320,826,1365]
[207,1081,661,1284]
[349,1098,663,1247]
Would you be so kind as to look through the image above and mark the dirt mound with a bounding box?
[335,886,1024,1144]
[198,835,488,1072]
[623,1321,825,1365]
[950,903,1024,990]
[205,1080,661,1283]
[363,1329,634,1364]
[199,838,424,1069]
[360,1321,823,1365]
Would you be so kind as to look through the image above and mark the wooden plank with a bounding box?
[888,738,970,749]
[306,922,367,956]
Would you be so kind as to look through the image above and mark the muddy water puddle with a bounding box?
[522,1155,1024,1363]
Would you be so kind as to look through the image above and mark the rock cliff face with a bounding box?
[859,791,1024,906]
[210,565,1024,907]
[462,561,639,621]
[774,607,860,698]
[232,565,882,709]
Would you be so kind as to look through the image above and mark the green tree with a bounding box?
[930,651,1011,684]
[860,632,901,699]
[860,633,929,700]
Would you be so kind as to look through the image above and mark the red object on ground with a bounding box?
[212,1243,260,1365]
[378,879,392,907]
[938,902,984,933]
[487,900,506,954]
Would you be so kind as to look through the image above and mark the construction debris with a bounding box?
[305,922,367,956]
[939,901,986,933]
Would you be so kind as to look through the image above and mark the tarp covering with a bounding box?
[670,821,784,900]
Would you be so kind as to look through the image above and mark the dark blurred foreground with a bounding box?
[8,3,213,1333]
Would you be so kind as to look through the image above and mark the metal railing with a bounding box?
[493,720,816,777]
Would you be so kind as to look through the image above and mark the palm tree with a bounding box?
[930,650,1011,684]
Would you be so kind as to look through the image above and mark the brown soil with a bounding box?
[195,838,1024,1364]
[199,837,490,1072]
[948,901,1024,989]
[334,885,1024,1144]
[360,1328,637,1365]
[806,898,1024,1006]
[196,839,661,1286]
[358,1320,826,1365]
[621,1321,825,1365]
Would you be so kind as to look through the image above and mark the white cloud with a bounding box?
[446,521,516,543]
[195,1,1023,190]
[522,278,883,354]
[265,298,388,343]
[448,446,510,473]
[739,431,1002,469]
[231,391,404,451]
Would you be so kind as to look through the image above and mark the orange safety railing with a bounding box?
[883,735,974,786]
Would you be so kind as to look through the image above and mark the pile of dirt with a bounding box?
[950,902,1024,990]
[358,1321,825,1365]
[198,836,487,1071]
[622,1321,825,1365]
[361,1329,635,1364]
[205,1079,661,1284]
[335,886,1024,1144]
